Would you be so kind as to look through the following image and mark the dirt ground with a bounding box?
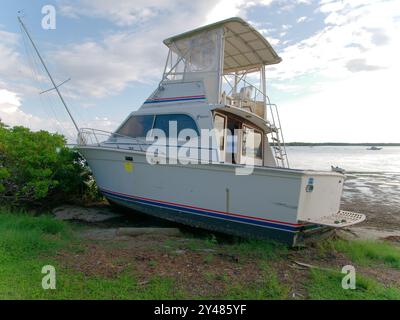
[341,172,400,230]
[56,229,400,299]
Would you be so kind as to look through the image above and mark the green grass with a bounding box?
[319,239,400,269]
[166,236,287,261]
[307,269,400,300]
[0,209,72,299]
[0,209,71,263]
[219,263,289,300]
[1,208,400,299]
[228,239,288,260]
[0,209,183,299]
[53,274,184,300]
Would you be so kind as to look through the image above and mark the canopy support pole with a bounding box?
[262,65,267,121]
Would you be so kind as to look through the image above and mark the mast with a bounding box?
[18,16,79,133]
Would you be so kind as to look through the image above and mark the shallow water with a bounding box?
[287,146,400,228]
[286,146,400,172]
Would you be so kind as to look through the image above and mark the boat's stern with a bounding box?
[297,171,365,228]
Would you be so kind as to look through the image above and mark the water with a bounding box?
[286,146,400,228]
[287,146,400,172]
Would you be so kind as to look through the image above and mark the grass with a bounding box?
[165,234,287,260]
[221,263,289,300]
[0,208,183,299]
[307,269,400,300]
[0,208,400,299]
[228,239,288,260]
[318,239,400,269]
[0,209,71,263]
[0,208,72,299]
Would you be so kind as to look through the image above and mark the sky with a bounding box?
[0,0,399,143]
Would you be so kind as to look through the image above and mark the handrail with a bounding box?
[224,72,272,104]
[221,73,289,167]
[77,128,219,157]
[79,127,144,142]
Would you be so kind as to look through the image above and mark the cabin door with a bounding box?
[226,117,241,164]
[240,125,264,166]
[214,113,227,163]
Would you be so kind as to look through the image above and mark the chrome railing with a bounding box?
[77,128,148,152]
[221,74,290,168]
[77,128,220,160]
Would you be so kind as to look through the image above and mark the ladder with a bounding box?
[266,103,289,168]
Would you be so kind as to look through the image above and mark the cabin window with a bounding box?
[116,115,155,138]
[242,126,263,161]
[153,114,199,137]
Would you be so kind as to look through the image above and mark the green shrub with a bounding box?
[0,124,99,205]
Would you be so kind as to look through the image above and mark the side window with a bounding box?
[153,114,199,137]
[116,115,154,138]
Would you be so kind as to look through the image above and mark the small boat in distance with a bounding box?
[331,166,345,174]
[367,146,382,150]
[19,16,366,246]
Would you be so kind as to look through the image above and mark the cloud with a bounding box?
[0,27,47,99]
[0,31,27,81]
[59,0,279,28]
[53,0,285,98]
[0,87,97,142]
[268,0,399,81]
[365,27,390,46]
[345,58,385,73]
[277,0,312,12]
[279,67,400,143]
[59,0,187,26]
[53,1,221,98]
[270,0,400,143]
[297,16,308,23]
[0,89,43,129]
[60,0,265,27]
[0,89,20,110]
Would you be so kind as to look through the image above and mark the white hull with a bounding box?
[78,146,347,245]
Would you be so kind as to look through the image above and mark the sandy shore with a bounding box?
[341,172,400,230]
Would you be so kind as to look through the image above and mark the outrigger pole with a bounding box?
[17,16,79,133]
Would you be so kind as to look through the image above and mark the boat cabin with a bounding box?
[102,18,288,168]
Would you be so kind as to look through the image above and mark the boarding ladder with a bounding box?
[266,103,289,168]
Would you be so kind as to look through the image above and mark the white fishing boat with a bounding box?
[20,17,366,245]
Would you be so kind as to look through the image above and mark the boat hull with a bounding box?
[103,188,301,245]
[77,146,341,246]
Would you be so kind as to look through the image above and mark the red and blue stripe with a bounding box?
[144,95,206,104]
[100,188,304,233]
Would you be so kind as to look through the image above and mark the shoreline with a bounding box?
[285,143,400,146]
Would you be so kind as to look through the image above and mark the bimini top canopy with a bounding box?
[163,17,282,73]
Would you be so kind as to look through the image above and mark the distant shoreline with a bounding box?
[284,142,400,146]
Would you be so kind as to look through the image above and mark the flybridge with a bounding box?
[160,17,282,105]
[144,17,289,167]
